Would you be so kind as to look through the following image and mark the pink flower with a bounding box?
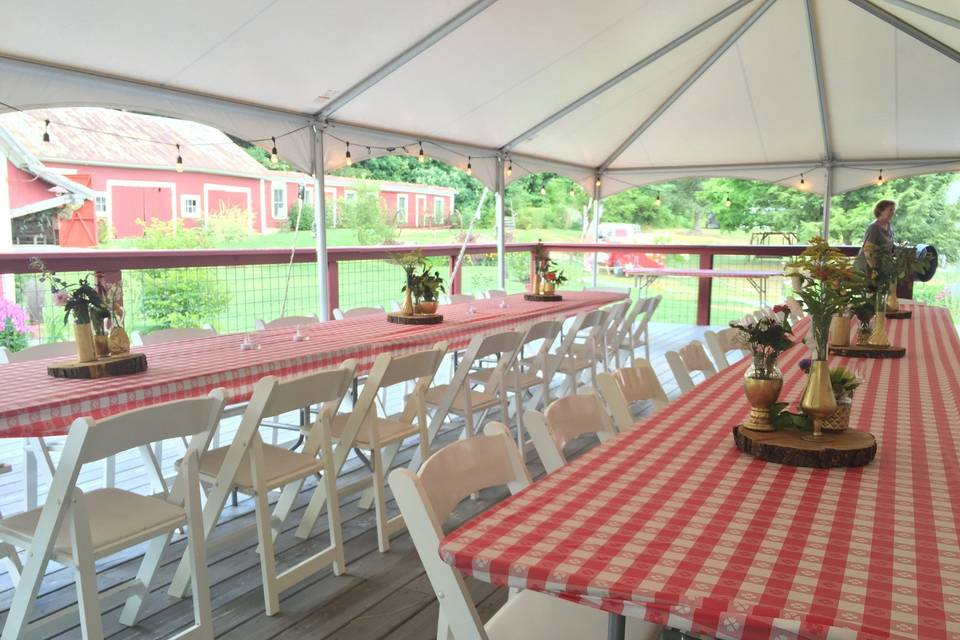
[0,299,28,333]
[53,290,70,306]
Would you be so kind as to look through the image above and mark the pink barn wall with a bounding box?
[7,162,57,210]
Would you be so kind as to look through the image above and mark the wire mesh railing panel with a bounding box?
[336,259,401,312]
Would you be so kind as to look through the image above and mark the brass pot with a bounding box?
[400,288,414,315]
[742,375,783,431]
[543,281,556,294]
[108,326,130,355]
[868,312,890,347]
[800,360,837,441]
[829,315,851,347]
[74,322,97,363]
[886,282,899,312]
[856,320,872,346]
[94,334,110,358]
[415,300,438,315]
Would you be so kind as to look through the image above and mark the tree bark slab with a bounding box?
[733,425,877,468]
[48,353,148,379]
[386,312,443,325]
[828,344,905,359]
[885,310,912,319]
[523,294,563,302]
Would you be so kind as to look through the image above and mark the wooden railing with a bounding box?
[0,242,862,327]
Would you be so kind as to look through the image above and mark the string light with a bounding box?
[175,144,184,173]
[799,173,807,190]
[506,160,512,177]
[724,196,732,207]
[42,119,50,143]
[418,142,425,163]
[569,187,576,197]
[654,193,661,207]
[466,157,472,176]
[877,169,884,185]
[345,141,352,166]
[595,177,602,188]
[270,137,279,165]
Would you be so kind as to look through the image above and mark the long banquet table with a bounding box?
[0,291,622,439]
[441,304,960,640]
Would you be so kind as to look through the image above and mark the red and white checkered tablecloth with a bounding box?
[441,304,960,640]
[0,291,622,439]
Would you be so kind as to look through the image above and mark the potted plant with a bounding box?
[787,238,865,440]
[412,266,445,315]
[847,287,876,346]
[798,360,861,432]
[393,250,427,315]
[31,258,107,363]
[729,304,794,431]
[537,257,567,294]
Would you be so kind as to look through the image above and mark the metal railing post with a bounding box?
[696,252,714,326]
[312,126,331,321]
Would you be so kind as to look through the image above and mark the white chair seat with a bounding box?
[469,367,543,390]
[0,488,184,561]
[425,384,500,414]
[331,413,420,448]
[198,445,322,491]
[486,589,659,640]
[532,352,591,375]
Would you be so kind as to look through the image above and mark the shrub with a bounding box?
[287,201,315,231]
[136,217,211,249]
[207,206,250,244]
[340,187,398,245]
[0,299,29,352]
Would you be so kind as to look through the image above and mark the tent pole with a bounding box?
[312,126,330,321]
[822,164,833,240]
[496,154,506,289]
[592,175,601,287]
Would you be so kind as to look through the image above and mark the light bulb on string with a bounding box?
[175,144,184,173]
[569,187,576,197]
[724,196,732,208]
[799,173,807,190]
[506,160,512,177]
[877,169,884,185]
[418,142,425,164]
[345,142,352,166]
[466,157,472,176]
[595,177,602,188]
[270,137,279,165]
[42,119,50,144]
[654,193,661,207]
[540,185,547,195]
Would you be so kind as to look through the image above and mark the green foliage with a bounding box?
[287,201,315,231]
[136,218,212,249]
[339,184,398,245]
[236,138,297,172]
[139,271,229,329]
[0,318,27,353]
[698,178,823,235]
[830,366,861,401]
[207,206,250,244]
[97,218,113,244]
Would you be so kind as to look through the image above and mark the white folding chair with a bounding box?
[704,327,749,369]
[596,362,669,432]
[390,422,662,640]
[666,341,717,394]
[254,314,319,330]
[597,299,630,371]
[332,306,384,320]
[615,295,661,364]
[168,362,355,616]
[534,308,607,395]
[485,289,507,298]
[785,297,805,323]
[426,330,524,444]
[525,393,617,473]
[0,390,224,640]
[443,293,475,304]
[0,341,76,363]
[319,344,447,553]
[582,285,633,296]
[130,326,217,346]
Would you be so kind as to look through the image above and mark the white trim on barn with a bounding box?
[415,195,426,228]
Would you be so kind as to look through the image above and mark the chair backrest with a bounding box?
[551,308,604,362]
[631,294,661,340]
[785,297,805,323]
[485,289,507,298]
[255,314,319,330]
[525,393,615,473]
[704,327,747,369]
[596,361,669,431]
[452,330,525,399]
[0,341,76,363]
[332,306,383,320]
[666,341,716,393]
[389,422,529,640]
[131,326,217,346]
[602,299,630,343]
[446,293,475,304]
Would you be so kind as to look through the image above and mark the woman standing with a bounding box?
[853,199,896,275]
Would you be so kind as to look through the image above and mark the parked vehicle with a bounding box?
[586,223,664,275]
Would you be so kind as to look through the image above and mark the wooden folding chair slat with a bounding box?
[525,393,616,473]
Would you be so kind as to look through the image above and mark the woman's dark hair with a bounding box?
[874,199,896,218]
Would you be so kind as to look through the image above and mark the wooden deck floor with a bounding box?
[0,322,719,640]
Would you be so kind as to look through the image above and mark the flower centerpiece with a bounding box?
[799,360,862,432]
[100,282,130,355]
[532,242,548,295]
[392,250,427,315]
[786,238,865,440]
[540,261,567,295]
[730,304,794,431]
[31,258,107,363]
[0,299,29,354]
[847,287,876,346]
[410,266,445,315]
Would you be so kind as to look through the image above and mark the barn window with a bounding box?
[434,198,444,224]
[94,194,108,216]
[272,184,288,219]
[396,194,408,224]
[181,195,200,218]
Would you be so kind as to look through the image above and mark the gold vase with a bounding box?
[868,312,890,347]
[800,360,837,441]
[829,315,850,347]
[74,322,97,363]
[543,281,556,295]
[400,288,414,315]
[94,334,110,358]
[886,282,899,312]
[742,373,783,431]
[533,274,542,295]
[108,326,130,355]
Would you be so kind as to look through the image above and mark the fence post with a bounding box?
[326,259,339,318]
[448,254,462,295]
[696,252,713,326]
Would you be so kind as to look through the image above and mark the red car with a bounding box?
[587,223,664,275]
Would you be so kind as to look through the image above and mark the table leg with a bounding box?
[607,613,625,640]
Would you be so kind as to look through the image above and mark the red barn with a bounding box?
[0,107,457,246]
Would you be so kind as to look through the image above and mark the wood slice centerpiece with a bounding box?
[885,310,912,319]
[524,293,563,302]
[48,352,148,379]
[828,344,906,359]
[387,312,443,325]
[732,425,877,468]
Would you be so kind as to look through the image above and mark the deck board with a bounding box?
[0,322,723,640]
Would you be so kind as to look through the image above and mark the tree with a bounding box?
[339,184,398,245]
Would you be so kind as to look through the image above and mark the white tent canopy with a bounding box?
[3,0,960,197]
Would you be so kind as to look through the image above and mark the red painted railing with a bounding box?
[0,242,862,326]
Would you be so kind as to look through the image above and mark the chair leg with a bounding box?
[250,449,281,615]
[103,455,116,489]
[323,467,346,575]
[183,455,213,638]
[23,446,38,512]
[371,446,390,553]
[0,542,21,587]
[69,496,105,640]
[119,534,170,626]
